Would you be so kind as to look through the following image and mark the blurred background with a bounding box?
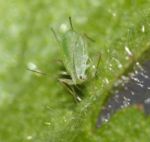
[0,0,150,141]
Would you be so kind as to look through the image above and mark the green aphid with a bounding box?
[51,17,100,102]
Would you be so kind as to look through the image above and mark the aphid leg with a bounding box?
[69,16,74,30]
[84,33,95,42]
[71,86,82,102]
[62,81,82,103]
[59,78,82,102]
[51,28,62,48]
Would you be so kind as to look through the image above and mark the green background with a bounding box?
[0,0,150,141]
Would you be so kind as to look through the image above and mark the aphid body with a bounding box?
[51,17,100,101]
[52,17,91,85]
[61,28,89,85]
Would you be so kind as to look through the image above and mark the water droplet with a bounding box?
[113,58,123,69]
[112,12,116,17]
[77,96,82,102]
[104,78,109,84]
[137,83,144,88]
[118,63,123,69]
[122,96,130,108]
[124,46,133,57]
[141,25,145,33]
[92,65,96,69]
[27,62,37,70]
[136,62,144,71]
[131,91,135,95]
[121,75,129,82]
[131,76,143,84]
[26,135,33,140]
[44,122,51,126]
[108,64,113,71]
[134,70,139,75]
[144,98,150,104]
[101,113,110,123]
[140,72,149,79]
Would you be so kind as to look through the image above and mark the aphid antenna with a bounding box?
[59,79,81,102]
[51,27,62,48]
[27,68,47,76]
[69,16,74,30]
[84,33,95,42]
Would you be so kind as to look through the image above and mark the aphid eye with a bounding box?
[79,75,87,80]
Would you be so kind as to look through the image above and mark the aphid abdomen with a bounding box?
[74,35,89,81]
[61,31,79,84]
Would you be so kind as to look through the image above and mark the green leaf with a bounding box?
[0,0,150,142]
